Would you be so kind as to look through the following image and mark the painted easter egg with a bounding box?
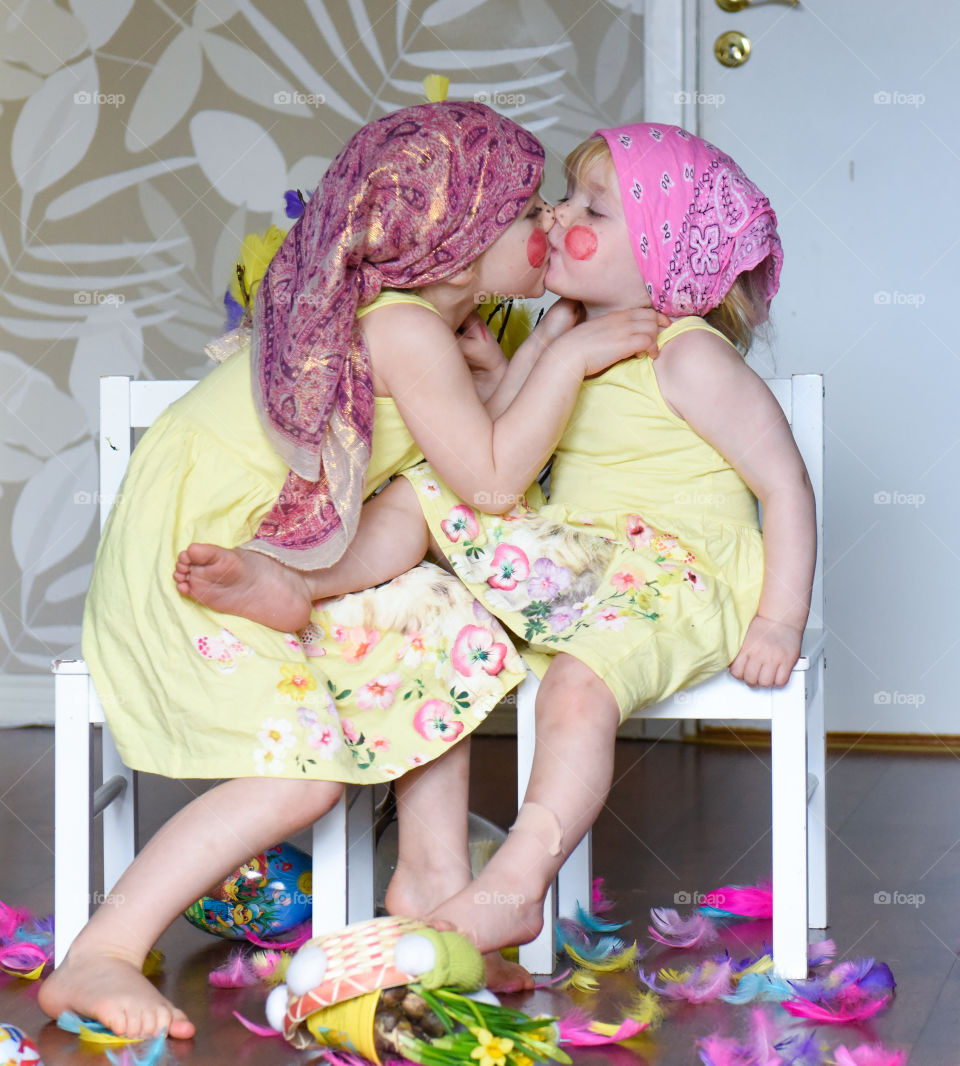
[0,1024,42,1065]
[184,841,312,940]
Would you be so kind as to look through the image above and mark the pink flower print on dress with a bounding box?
[527,558,572,602]
[451,624,508,678]
[684,569,708,591]
[397,633,427,667]
[355,672,403,710]
[625,515,655,550]
[595,607,625,631]
[487,543,530,591]
[371,736,390,752]
[440,504,479,542]
[407,752,428,767]
[192,628,254,673]
[548,604,582,633]
[338,626,381,662]
[297,706,319,728]
[308,724,342,758]
[298,622,327,658]
[611,569,645,593]
[341,718,360,744]
[282,632,302,653]
[413,699,464,742]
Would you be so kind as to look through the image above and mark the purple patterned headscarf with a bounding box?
[249,101,544,567]
[594,123,782,317]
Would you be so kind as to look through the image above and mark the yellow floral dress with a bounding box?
[82,292,525,782]
[403,317,765,720]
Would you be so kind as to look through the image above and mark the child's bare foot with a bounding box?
[174,543,312,631]
[427,871,546,958]
[39,951,195,1039]
[482,951,535,994]
[384,860,534,993]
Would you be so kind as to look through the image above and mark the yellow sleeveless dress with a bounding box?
[404,317,765,719]
[82,291,525,781]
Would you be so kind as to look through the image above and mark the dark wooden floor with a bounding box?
[1,727,958,1064]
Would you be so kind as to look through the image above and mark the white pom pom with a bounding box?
[285,945,328,996]
[465,988,501,1006]
[265,984,289,1032]
[393,932,437,976]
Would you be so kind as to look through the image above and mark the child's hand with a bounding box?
[550,307,670,377]
[456,312,508,402]
[535,297,584,345]
[729,615,803,688]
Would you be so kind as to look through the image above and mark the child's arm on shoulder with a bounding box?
[364,300,660,513]
[486,301,669,418]
[654,330,816,688]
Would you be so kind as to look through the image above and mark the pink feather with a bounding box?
[782,995,890,1023]
[648,908,718,948]
[834,1044,907,1066]
[592,877,615,914]
[231,1010,284,1037]
[251,950,285,980]
[704,883,772,918]
[697,1009,784,1066]
[244,922,310,950]
[0,900,31,941]
[209,948,257,987]
[0,941,48,974]
[806,938,836,966]
[643,959,735,1003]
[557,1010,648,1046]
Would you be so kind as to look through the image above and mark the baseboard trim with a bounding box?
[0,674,54,726]
[694,725,960,755]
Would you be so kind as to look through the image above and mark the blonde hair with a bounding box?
[562,136,771,354]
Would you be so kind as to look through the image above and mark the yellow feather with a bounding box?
[566,942,639,973]
[628,991,664,1030]
[560,967,599,993]
[738,953,774,978]
[423,74,450,102]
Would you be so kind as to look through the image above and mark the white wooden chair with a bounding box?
[517,373,825,980]
[52,376,374,966]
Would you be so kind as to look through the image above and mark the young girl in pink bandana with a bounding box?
[41,104,664,1039]
[342,123,817,954]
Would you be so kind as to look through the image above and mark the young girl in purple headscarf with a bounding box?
[287,122,816,956]
[41,104,664,1038]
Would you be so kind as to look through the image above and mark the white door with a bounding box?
[685,1,957,734]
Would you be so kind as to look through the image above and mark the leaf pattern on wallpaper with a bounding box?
[0,0,651,669]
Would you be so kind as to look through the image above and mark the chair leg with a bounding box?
[557,830,592,920]
[515,671,555,975]
[100,711,137,899]
[806,655,828,929]
[312,792,349,937]
[54,671,93,966]
[347,786,375,923]
[770,673,810,979]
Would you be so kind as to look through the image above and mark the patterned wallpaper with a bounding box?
[0,0,648,674]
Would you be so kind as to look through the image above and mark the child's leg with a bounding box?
[39,776,343,1039]
[173,476,428,631]
[427,654,620,953]
[384,740,534,993]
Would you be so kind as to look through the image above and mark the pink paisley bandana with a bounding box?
[594,123,782,317]
[251,101,544,567]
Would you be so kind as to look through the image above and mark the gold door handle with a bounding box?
[714,30,751,67]
[716,0,798,10]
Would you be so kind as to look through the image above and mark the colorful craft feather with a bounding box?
[648,908,719,948]
[832,1043,907,1066]
[565,939,638,972]
[640,959,735,1003]
[556,1009,648,1046]
[591,877,616,914]
[575,901,628,933]
[105,1033,167,1066]
[781,996,890,1024]
[208,947,258,988]
[700,883,773,920]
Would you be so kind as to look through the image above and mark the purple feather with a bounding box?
[284,189,305,219]
[649,908,718,948]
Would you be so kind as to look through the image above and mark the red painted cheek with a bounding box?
[565,225,598,261]
[526,228,548,268]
